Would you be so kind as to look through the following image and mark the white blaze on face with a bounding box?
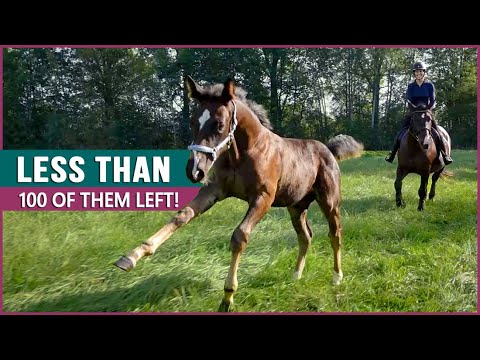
[198,109,210,130]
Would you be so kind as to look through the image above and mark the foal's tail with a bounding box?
[326,134,364,161]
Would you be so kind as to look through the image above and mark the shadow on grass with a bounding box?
[11,271,215,313]
[343,193,476,217]
[341,196,395,214]
[446,168,476,182]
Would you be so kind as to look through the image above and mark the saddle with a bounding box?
[399,124,446,148]
[398,124,449,163]
[431,127,447,147]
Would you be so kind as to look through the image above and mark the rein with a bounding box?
[409,127,432,143]
[408,110,432,144]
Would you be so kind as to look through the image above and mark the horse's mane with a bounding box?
[199,83,273,131]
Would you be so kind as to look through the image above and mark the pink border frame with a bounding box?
[0,44,478,315]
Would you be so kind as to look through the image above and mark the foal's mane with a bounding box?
[198,83,273,131]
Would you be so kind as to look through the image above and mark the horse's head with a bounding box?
[184,76,238,183]
[410,103,433,149]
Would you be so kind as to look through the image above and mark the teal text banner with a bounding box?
[0,150,200,187]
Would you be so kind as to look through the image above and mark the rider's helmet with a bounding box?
[412,61,427,72]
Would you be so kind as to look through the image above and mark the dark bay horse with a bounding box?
[115,76,363,311]
[394,103,452,211]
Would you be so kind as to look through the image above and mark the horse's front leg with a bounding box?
[114,184,222,271]
[395,167,408,208]
[417,175,429,211]
[429,170,442,200]
[219,192,275,312]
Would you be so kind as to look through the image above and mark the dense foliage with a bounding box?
[4,48,477,150]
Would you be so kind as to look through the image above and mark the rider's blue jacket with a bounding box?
[406,80,436,109]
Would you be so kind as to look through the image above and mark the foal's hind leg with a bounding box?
[114,184,222,271]
[287,206,313,280]
[429,170,442,200]
[315,190,343,285]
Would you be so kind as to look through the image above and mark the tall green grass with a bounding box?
[2,150,477,313]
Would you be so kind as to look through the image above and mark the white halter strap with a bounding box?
[187,100,238,163]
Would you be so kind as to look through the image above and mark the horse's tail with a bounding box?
[326,134,364,161]
[440,168,454,179]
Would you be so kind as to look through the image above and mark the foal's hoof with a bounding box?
[218,300,234,312]
[114,256,135,272]
[396,200,406,208]
[332,270,343,285]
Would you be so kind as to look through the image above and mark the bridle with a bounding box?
[408,110,432,144]
[187,100,238,168]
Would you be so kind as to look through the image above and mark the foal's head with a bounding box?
[185,76,237,183]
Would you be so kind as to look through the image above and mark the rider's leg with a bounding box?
[431,119,453,165]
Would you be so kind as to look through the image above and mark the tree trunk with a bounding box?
[371,54,382,147]
[263,49,281,130]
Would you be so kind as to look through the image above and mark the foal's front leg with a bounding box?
[219,192,275,312]
[114,184,222,271]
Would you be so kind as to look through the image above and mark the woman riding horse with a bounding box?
[385,61,453,165]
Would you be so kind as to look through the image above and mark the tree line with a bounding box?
[3,47,477,150]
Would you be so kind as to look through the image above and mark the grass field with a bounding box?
[2,150,477,313]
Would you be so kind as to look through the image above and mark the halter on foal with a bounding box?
[115,76,363,311]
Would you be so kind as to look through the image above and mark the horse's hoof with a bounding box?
[417,207,424,212]
[114,256,135,271]
[396,200,406,208]
[332,270,343,285]
[292,271,302,281]
[218,300,234,312]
